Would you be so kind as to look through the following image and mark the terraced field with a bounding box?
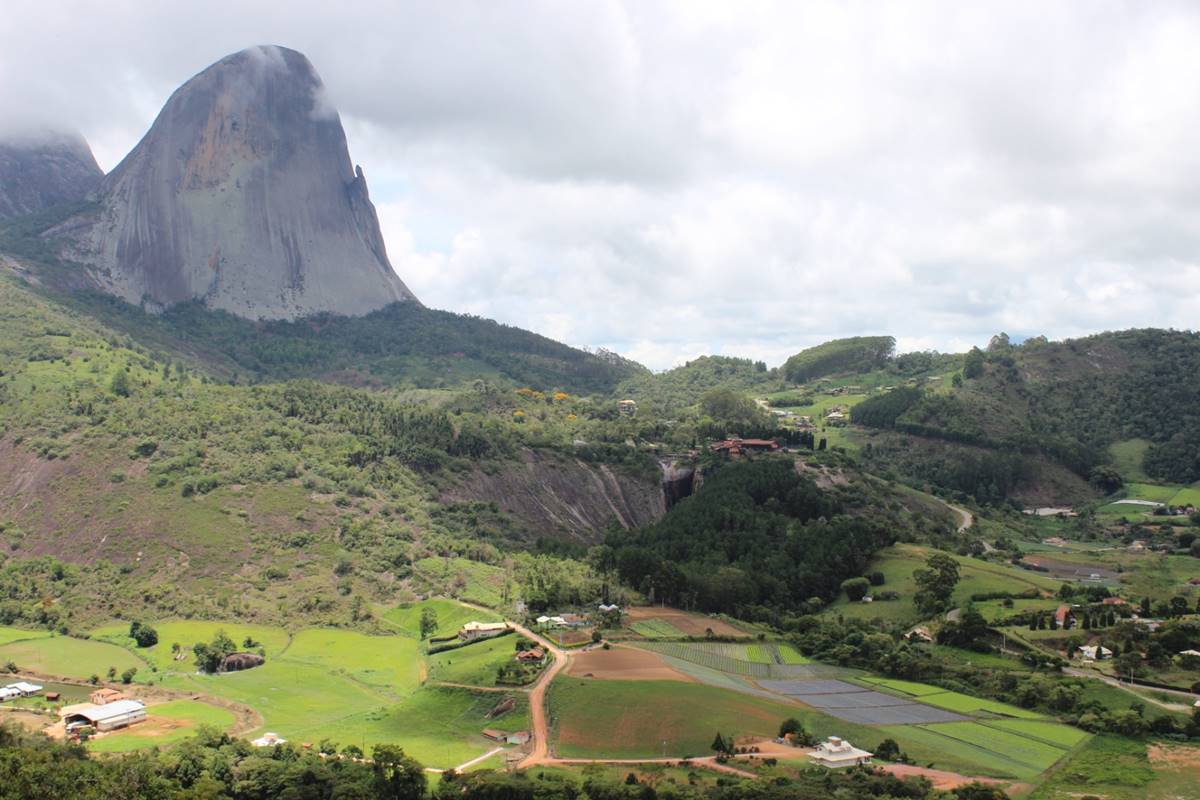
[913,721,1076,779]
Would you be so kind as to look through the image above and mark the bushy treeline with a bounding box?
[0,721,1000,800]
[601,460,896,616]
[0,723,426,800]
[781,336,895,383]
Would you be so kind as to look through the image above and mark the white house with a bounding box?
[251,732,287,747]
[0,687,20,702]
[459,621,510,641]
[1079,645,1112,661]
[5,682,42,697]
[809,737,873,769]
[1178,649,1200,658]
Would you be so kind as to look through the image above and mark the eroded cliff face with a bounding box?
[57,45,418,319]
[0,131,102,219]
[441,449,666,544]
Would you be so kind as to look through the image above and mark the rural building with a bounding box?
[808,736,873,768]
[90,688,128,706]
[5,682,42,697]
[1079,645,1112,660]
[0,687,19,702]
[617,399,637,417]
[1102,597,1128,606]
[1179,649,1200,658]
[459,621,510,641]
[481,728,507,742]
[251,732,287,747]
[904,627,933,643]
[710,437,780,457]
[62,699,147,732]
[506,731,531,745]
[1054,606,1076,629]
[598,603,620,613]
[824,411,847,426]
[516,647,545,663]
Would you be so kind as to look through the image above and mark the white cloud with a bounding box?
[3,1,1200,369]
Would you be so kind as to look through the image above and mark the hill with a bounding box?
[781,336,896,383]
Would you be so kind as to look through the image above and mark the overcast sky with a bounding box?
[4,1,1200,369]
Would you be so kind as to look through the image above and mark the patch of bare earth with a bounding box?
[625,606,749,638]
[568,647,696,682]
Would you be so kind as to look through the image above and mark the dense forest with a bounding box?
[781,337,895,383]
[603,460,911,619]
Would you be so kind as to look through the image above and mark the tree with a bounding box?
[129,621,158,648]
[372,744,426,800]
[419,607,439,640]
[1170,596,1189,617]
[963,347,985,379]
[913,552,960,615]
[954,784,1009,800]
[1088,465,1124,495]
[106,666,116,681]
[110,370,131,397]
[778,718,802,738]
[841,577,871,602]
[711,732,728,755]
[120,668,137,684]
[874,738,900,761]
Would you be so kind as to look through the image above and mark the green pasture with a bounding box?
[827,543,1060,623]
[859,677,945,697]
[0,635,145,681]
[1120,482,1178,503]
[282,629,420,695]
[1027,735,1200,800]
[1169,486,1200,506]
[89,620,291,674]
[0,626,50,647]
[1109,440,1152,483]
[427,634,525,686]
[88,700,236,753]
[318,687,528,769]
[383,598,499,639]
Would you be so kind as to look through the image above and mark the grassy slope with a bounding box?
[88,700,236,753]
[0,635,144,680]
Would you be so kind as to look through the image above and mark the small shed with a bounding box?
[481,728,507,741]
[90,688,127,706]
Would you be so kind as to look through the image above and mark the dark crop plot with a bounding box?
[758,678,969,724]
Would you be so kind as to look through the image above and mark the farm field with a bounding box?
[88,700,236,753]
[567,646,694,682]
[1028,736,1200,800]
[920,721,1075,777]
[0,634,145,681]
[916,689,1045,719]
[623,606,748,638]
[984,718,1090,747]
[859,677,946,697]
[637,642,830,678]
[549,678,817,758]
[1109,440,1153,483]
[0,626,50,647]
[878,723,1063,781]
[629,619,686,638]
[383,598,499,639]
[89,620,292,674]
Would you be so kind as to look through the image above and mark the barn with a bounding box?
[63,699,147,732]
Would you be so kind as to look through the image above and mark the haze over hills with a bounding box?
[50,45,418,319]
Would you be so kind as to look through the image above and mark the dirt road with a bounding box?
[1064,667,1197,713]
[512,622,570,769]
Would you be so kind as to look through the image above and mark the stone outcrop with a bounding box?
[56,46,418,319]
[0,131,102,219]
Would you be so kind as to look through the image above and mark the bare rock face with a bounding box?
[0,131,102,219]
[60,46,418,318]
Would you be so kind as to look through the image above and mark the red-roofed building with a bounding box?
[711,437,780,458]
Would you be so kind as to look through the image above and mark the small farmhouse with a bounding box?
[710,437,780,457]
[516,647,545,663]
[1079,645,1112,661]
[62,699,147,732]
[5,682,42,697]
[0,687,19,702]
[459,621,510,641]
[90,688,128,706]
[809,736,873,768]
